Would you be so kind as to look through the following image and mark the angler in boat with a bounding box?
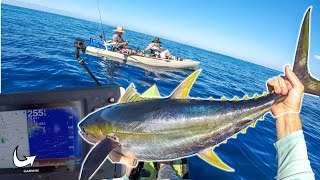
[111,26,137,55]
[145,37,173,59]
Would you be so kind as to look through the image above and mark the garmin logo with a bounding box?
[23,169,39,173]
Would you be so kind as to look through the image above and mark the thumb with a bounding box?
[285,65,302,89]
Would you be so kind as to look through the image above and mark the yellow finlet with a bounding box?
[208,97,214,101]
[141,84,161,97]
[253,94,259,99]
[249,121,256,127]
[222,139,227,144]
[198,149,234,172]
[170,70,201,99]
[258,116,264,120]
[243,95,249,100]
[233,96,239,102]
[262,92,268,97]
[240,128,247,134]
[221,96,227,102]
[231,134,237,138]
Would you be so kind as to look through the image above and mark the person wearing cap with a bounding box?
[111,26,137,54]
[145,37,172,59]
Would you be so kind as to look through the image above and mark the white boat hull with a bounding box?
[86,46,200,70]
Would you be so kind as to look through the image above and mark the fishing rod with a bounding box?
[97,0,106,42]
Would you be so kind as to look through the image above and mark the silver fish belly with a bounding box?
[100,94,283,161]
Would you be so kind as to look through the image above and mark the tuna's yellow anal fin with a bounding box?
[170,70,201,99]
[198,149,234,172]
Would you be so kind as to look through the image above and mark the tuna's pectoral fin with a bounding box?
[79,137,119,180]
[170,70,201,99]
[197,148,234,172]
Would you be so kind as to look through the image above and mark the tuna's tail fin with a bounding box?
[293,7,320,96]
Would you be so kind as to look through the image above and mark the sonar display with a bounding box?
[0,105,82,169]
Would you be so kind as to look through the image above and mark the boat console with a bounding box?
[0,86,125,180]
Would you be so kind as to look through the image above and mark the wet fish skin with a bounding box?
[80,93,284,161]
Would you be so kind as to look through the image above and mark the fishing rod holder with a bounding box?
[74,38,102,86]
[74,38,86,52]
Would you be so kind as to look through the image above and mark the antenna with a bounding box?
[97,0,106,42]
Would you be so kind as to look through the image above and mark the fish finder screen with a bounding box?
[0,102,83,174]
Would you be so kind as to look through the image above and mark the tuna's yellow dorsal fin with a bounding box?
[119,84,160,104]
[197,149,234,172]
[170,70,201,99]
[141,84,161,97]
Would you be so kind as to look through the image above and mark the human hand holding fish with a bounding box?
[108,151,136,176]
[268,65,303,140]
[268,65,304,115]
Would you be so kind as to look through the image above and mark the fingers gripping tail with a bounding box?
[293,7,320,96]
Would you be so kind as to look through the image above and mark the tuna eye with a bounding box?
[108,135,119,142]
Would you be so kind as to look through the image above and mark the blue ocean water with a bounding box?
[2,4,320,179]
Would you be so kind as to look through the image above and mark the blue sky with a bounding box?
[4,0,320,77]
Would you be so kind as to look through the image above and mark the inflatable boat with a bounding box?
[76,39,200,70]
